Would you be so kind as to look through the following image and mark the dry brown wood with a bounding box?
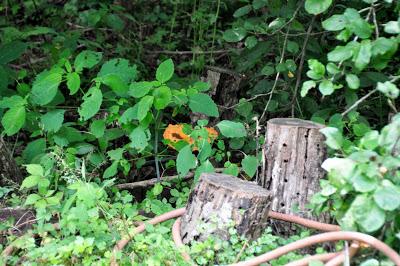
[180,173,271,244]
[261,118,329,234]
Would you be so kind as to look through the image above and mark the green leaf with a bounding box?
[252,0,267,9]
[21,175,40,189]
[153,86,172,110]
[66,72,81,95]
[300,80,316,97]
[40,109,65,133]
[373,180,400,211]
[223,162,240,176]
[194,160,215,182]
[24,194,41,205]
[384,21,400,34]
[90,120,106,138]
[0,41,27,64]
[322,15,346,31]
[74,50,102,72]
[345,74,360,90]
[353,174,377,192]
[156,59,174,83]
[327,45,353,62]
[351,195,385,232]
[223,28,247,42]
[128,81,153,98]
[318,80,334,96]
[2,106,26,136]
[242,155,258,178]
[353,41,371,70]
[320,127,343,150]
[129,127,149,151]
[305,0,332,15]
[31,68,63,106]
[22,138,46,163]
[344,8,372,39]
[307,59,325,80]
[216,120,247,138]
[360,259,379,266]
[78,87,103,121]
[188,93,219,117]
[233,5,252,18]
[377,81,399,99]
[103,161,118,179]
[26,164,44,176]
[99,74,128,96]
[245,36,258,49]
[0,95,26,109]
[137,95,154,121]
[98,58,137,84]
[119,106,138,124]
[176,145,197,177]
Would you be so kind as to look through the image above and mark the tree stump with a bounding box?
[0,137,22,186]
[180,173,271,244]
[262,118,329,234]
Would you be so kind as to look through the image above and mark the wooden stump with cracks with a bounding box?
[180,173,271,244]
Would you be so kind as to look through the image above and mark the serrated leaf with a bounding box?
[137,95,154,121]
[176,145,197,177]
[90,119,106,138]
[25,164,44,176]
[40,109,65,133]
[103,161,118,179]
[2,106,26,136]
[31,68,63,106]
[24,194,42,205]
[153,86,172,110]
[98,58,137,84]
[216,120,247,138]
[78,87,102,121]
[74,50,102,72]
[156,59,174,83]
[128,81,152,98]
[318,80,334,96]
[21,175,40,189]
[129,126,149,151]
[188,93,219,117]
[66,72,80,95]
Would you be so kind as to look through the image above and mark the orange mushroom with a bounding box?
[163,124,218,150]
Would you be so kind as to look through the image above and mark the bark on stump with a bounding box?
[180,173,271,244]
[262,118,328,234]
[0,137,22,186]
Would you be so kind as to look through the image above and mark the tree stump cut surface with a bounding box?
[262,118,328,229]
[180,173,271,244]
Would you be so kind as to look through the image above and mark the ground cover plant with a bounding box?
[0,0,399,265]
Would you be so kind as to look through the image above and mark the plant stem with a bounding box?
[154,111,163,182]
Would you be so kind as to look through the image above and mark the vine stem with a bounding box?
[341,88,378,117]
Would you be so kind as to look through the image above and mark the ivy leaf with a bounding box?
[129,127,149,151]
[31,68,63,106]
[300,80,316,97]
[188,93,219,117]
[156,59,174,83]
[137,95,154,121]
[66,72,81,95]
[2,106,26,136]
[74,50,103,72]
[305,0,332,15]
[176,145,197,177]
[78,87,103,121]
[373,180,400,211]
[216,120,247,138]
[345,74,360,90]
[90,120,106,138]
[223,28,247,42]
[40,109,65,133]
[242,155,258,178]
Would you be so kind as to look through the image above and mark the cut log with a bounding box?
[0,137,22,186]
[261,118,329,234]
[180,173,271,244]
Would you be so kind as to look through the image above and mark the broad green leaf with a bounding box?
[24,194,41,205]
[322,15,346,31]
[245,36,258,49]
[99,74,128,96]
[66,72,80,95]
[197,139,212,162]
[353,41,371,70]
[128,81,153,98]
[305,0,332,15]
[233,5,251,18]
[21,175,40,189]
[188,93,219,117]
[252,0,267,9]
[318,80,334,96]
[40,109,65,133]
[307,59,325,80]
[153,86,172,110]
[242,155,258,178]
[301,80,316,97]
[22,138,46,163]
[78,87,103,121]
[0,41,27,64]
[194,160,215,182]
[156,59,174,83]
[377,81,399,99]
[344,8,372,39]
[327,46,353,62]
[223,162,240,176]
[353,173,377,192]
[235,99,253,117]
[193,81,211,92]
[351,195,385,232]
[137,95,154,121]
[176,145,197,177]
[90,120,106,138]
[320,127,343,150]
[31,68,63,106]
[26,164,44,176]
[2,106,26,136]
[103,161,118,179]
[119,106,138,124]
[216,120,247,138]
[98,58,137,84]
[129,127,149,151]
[0,96,25,110]
[384,21,400,34]
[360,259,379,266]
[373,180,400,211]
[74,50,102,72]
[223,28,247,42]
[345,74,360,90]
[360,130,379,150]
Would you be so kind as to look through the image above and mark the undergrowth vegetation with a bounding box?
[0,0,399,265]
